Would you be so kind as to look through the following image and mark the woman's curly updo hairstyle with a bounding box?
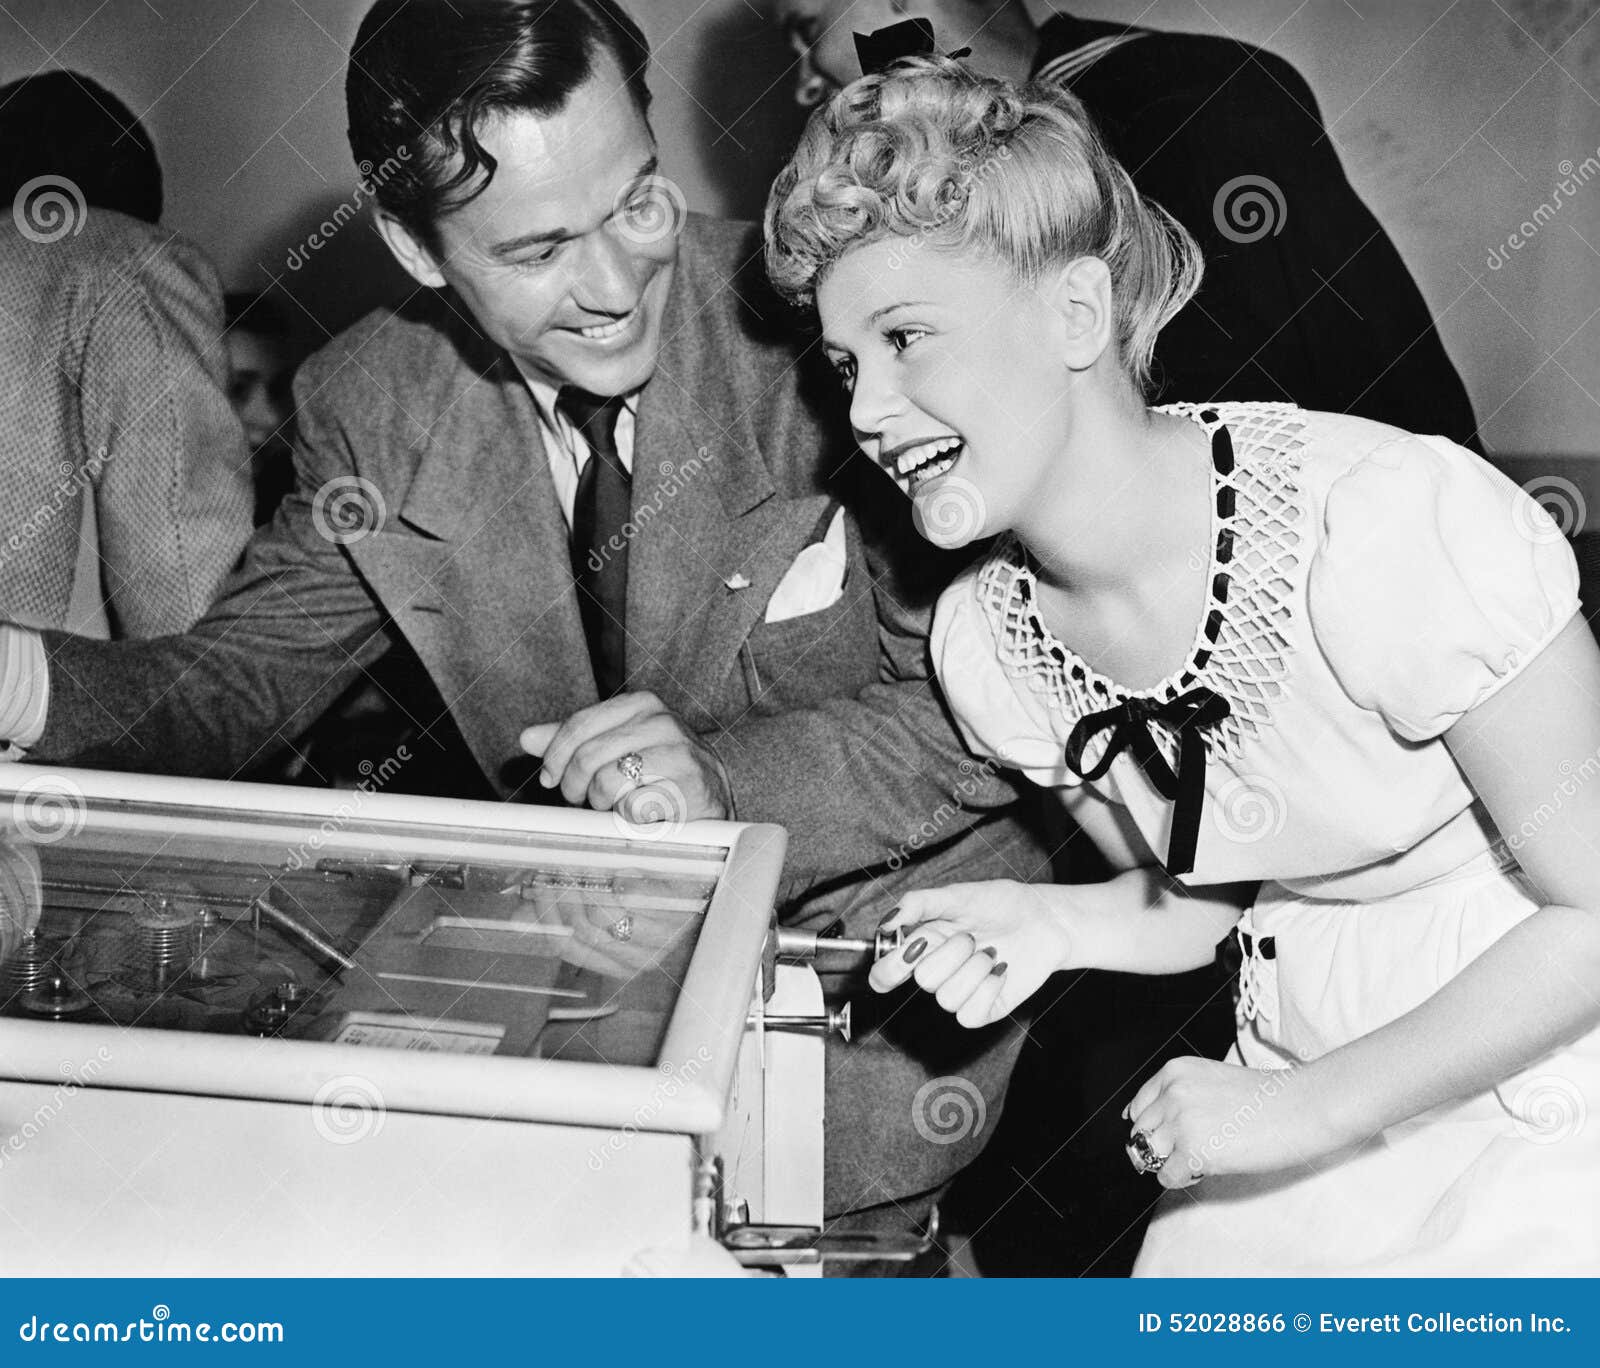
[764,56,1202,399]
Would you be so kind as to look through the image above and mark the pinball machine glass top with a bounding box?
[0,784,724,1069]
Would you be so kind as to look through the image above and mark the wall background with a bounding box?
[2,0,1597,459]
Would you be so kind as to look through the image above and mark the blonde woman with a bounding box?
[764,56,1600,1274]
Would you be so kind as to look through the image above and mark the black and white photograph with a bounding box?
[0,0,1597,1294]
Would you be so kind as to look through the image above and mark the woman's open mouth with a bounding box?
[894,436,964,490]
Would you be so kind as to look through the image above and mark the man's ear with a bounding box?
[374,209,448,289]
[1046,255,1115,372]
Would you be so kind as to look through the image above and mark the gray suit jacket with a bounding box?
[0,212,252,637]
[34,218,1046,1210]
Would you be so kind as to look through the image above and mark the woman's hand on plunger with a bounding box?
[869,880,1072,1028]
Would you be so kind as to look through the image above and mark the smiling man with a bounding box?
[0,0,1052,1270]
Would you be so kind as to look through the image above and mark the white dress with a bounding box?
[931,402,1600,1275]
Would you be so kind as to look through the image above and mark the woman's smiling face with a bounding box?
[816,236,1072,548]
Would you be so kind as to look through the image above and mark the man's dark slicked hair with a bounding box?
[346,0,652,252]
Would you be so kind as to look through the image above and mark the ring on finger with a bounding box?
[1129,1128,1168,1175]
[616,752,645,784]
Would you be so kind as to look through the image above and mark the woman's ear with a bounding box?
[1046,256,1115,372]
[374,209,448,289]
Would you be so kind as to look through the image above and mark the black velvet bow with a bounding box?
[1064,687,1231,876]
[853,19,971,76]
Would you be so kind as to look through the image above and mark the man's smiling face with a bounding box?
[392,54,680,397]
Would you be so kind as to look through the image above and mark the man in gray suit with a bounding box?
[0,0,1049,1263]
[0,71,252,639]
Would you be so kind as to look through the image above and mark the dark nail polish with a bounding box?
[990,960,1008,976]
[903,937,928,964]
[978,945,998,958]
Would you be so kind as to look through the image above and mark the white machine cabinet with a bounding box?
[0,768,834,1275]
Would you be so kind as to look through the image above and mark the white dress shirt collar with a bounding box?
[514,362,639,531]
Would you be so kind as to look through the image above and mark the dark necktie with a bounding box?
[557,387,631,698]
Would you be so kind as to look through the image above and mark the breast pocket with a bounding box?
[738,589,874,715]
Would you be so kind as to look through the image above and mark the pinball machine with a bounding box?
[0,767,895,1275]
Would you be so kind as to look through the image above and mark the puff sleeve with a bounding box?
[1307,433,1581,741]
[931,568,1080,787]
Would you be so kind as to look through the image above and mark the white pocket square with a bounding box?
[764,507,847,623]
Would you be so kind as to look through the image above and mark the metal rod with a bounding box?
[375,971,584,999]
[43,877,257,908]
[251,894,357,974]
[774,925,904,961]
[752,1001,852,1042]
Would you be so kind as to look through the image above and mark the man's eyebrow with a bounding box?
[489,155,660,258]
[622,153,660,190]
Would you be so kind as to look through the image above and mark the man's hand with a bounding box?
[520,691,733,827]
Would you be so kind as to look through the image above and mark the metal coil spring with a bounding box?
[129,900,200,982]
[0,933,52,1001]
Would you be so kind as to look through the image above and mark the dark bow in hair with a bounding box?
[853,19,971,76]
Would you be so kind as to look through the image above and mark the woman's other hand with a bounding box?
[1123,1057,1348,1189]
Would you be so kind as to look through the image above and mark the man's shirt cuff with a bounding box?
[0,625,50,759]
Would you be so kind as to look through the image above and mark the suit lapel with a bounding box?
[351,355,595,792]
[350,232,841,786]
[627,254,832,723]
